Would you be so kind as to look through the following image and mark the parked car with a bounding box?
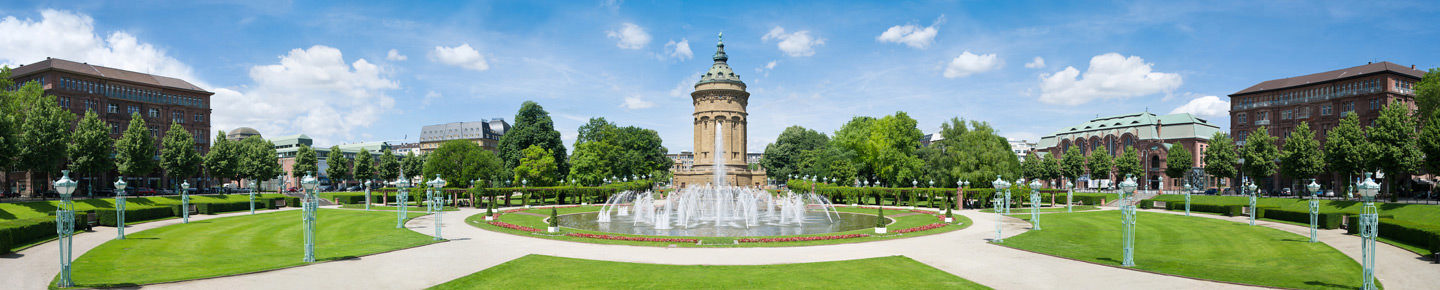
[1280,188,1292,196]
[345,185,362,191]
[319,185,335,192]
[1204,188,1218,195]
[135,188,157,196]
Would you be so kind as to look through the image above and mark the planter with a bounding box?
[485,216,494,221]
[548,226,559,233]
[525,205,532,209]
[944,217,954,223]
[875,227,887,234]
[850,203,858,207]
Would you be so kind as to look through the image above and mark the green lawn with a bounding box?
[468,206,971,247]
[1000,211,1371,290]
[428,254,991,290]
[981,205,1099,213]
[65,209,437,287]
[338,204,459,211]
[0,194,289,221]
[1146,194,1440,222]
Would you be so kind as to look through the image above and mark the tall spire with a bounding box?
[698,32,742,86]
[713,32,728,62]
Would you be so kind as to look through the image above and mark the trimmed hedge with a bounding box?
[0,214,89,253]
[1262,208,1343,229]
[1346,215,1440,254]
[94,206,174,226]
[196,201,253,214]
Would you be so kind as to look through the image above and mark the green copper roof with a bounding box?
[697,33,744,86]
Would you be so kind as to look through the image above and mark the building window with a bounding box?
[1298,107,1310,119]
[110,123,120,135]
[1343,102,1354,113]
[1258,111,1269,121]
[107,103,118,113]
[1370,98,1381,110]
[1281,110,1292,120]
[59,97,70,108]
[173,111,184,124]
[128,105,140,115]
[149,127,159,138]
[194,114,204,122]
[1320,104,1332,116]
[148,108,160,118]
[1237,113,1247,124]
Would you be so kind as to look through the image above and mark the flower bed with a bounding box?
[564,233,699,243]
[894,223,948,234]
[502,208,531,214]
[489,221,541,232]
[737,233,870,243]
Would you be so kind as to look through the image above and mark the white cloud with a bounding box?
[943,51,1003,78]
[876,16,943,49]
[1024,56,1045,68]
[669,73,700,97]
[0,9,198,84]
[215,45,400,144]
[421,90,440,107]
[754,60,778,78]
[430,43,488,71]
[386,49,407,61]
[606,23,651,50]
[663,38,692,60]
[621,95,654,109]
[762,26,825,57]
[1038,53,1182,106]
[765,60,777,70]
[1170,95,1230,117]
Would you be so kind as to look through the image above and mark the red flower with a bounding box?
[563,233,698,243]
[488,221,541,232]
[894,223,949,234]
[737,234,870,243]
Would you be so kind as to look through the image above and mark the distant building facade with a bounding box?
[271,134,391,189]
[1036,112,1221,190]
[1229,61,1424,192]
[227,127,261,142]
[418,119,510,154]
[6,58,213,195]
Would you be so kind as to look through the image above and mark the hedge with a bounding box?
[1346,216,1440,254]
[1262,208,1344,229]
[196,200,254,214]
[1,214,89,253]
[94,206,173,226]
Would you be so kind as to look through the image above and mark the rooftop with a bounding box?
[1231,61,1424,96]
[10,57,210,94]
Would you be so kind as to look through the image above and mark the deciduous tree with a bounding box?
[1367,102,1422,199]
[1203,132,1239,189]
[760,125,829,181]
[1280,122,1326,186]
[514,145,558,186]
[68,110,112,196]
[422,140,501,188]
[1325,114,1367,194]
[1116,147,1142,181]
[1164,143,1192,182]
[1086,149,1113,185]
[160,122,201,190]
[353,149,374,183]
[497,101,568,180]
[115,113,157,182]
[1241,126,1280,193]
[326,145,351,187]
[1060,147,1086,187]
[292,144,319,180]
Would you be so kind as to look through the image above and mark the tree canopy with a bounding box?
[1086,149,1113,183]
[377,150,400,181]
[68,110,112,195]
[1414,68,1440,123]
[18,89,74,178]
[1203,132,1238,186]
[514,144,558,186]
[325,145,351,185]
[353,149,375,182]
[567,118,670,185]
[1060,147,1086,185]
[239,136,282,186]
[1324,113,1367,191]
[422,140,502,188]
[1115,147,1142,181]
[205,131,241,185]
[759,126,829,181]
[292,144,319,179]
[1280,122,1325,182]
[497,101,569,180]
[1367,102,1422,196]
[115,112,156,178]
[160,121,202,186]
[1241,126,1280,187]
[1164,143,1192,180]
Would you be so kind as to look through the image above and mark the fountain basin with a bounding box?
[558,212,880,237]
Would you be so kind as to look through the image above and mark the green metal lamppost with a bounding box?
[1119,174,1138,267]
[1006,178,1019,216]
[1247,179,1259,226]
[394,173,411,228]
[252,178,261,215]
[1307,179,1321,243]
[1357,173,1380,290]
[1182,181,1192,216]
[992,175,1008,242]
[300,172,320,263]
[1066,179,1075,213]
[1029,179,1042,230]
[427,174,446,241]
[364,180,373,211]
[181,180,191,224]
[114,177,127,240]
[54,171,79,287]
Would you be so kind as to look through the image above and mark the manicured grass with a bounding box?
[980,205,1099,213]
[1000,211,1370,290]
[0,194,289,221]
[468,206,971,247]
[65,209,436,287]
[1146,194,1440,222]
[428,254,991,290]
[338,204,459,211]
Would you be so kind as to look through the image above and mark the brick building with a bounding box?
[1036,112,1221,191]
[1229,62,1424,192]
[7,58,212,196]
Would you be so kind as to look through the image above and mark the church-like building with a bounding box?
[672,34,767,188]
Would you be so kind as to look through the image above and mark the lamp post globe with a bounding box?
[53,170,78,287]
[114,177,128,240]
[300,172,320,263]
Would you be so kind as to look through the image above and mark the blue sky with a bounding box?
[0,0,1435,153]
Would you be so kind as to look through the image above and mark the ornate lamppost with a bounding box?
[1306,179,1320,243]
[992,175,1008,242]
[1005,178,1019,216]
[1066,179,1075,213]
[1357,173,1380,290]
[364,180,373,211]
[114,177,127,240]
[1182,181,1192,216]
[1029,179,1042,230]
[1119,174,1138,267]
[54,170,78,287]
[1247,179,1259,226]
[252,178,261,214]
[394,173,411,228]
[181,180,191,224]
[428,174,446,240]
[300,172,320,263]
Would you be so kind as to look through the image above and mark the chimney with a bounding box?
[1413,65,1417,69]
[1368,61,1372,64]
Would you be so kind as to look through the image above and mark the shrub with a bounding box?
[196,201,253,214]
[1262,208,1343,229]
[1346,216,1440,253]
[0,214,89,253]
[876,206,886,228]
[94,206,173,226]
[286,196,302,207]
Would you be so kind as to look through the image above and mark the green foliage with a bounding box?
[1060,147,1085,184]
[353,149,375,182]
[875,206,886,228]
[1280,122,1326,181]
[1020,152,1041,180]
[549,206,559,227]
[1241,126,1280,184]
[160,122,201,183]
[422,140,502,188]
[2,215,89,253]
[292,144,319,179]
[1086,149,1113,182]
[1421,111,1440,175]
[1041,154,1062,186]
[567,118,669,185]
[497,101,569,180]
[326,145,351,185]
[865,112,925,185]
[1203,132,1239,182]
[18,92,74,177]
[1164,143,1191,179]
[830,116,876,179]
[115,112,156,177]
[1367,102,1422,196]
[239,136,282,183]
[69,110,113,195]
[1415,68,1440,123]
[377,150,400,181]
[760,125,829,181]
[943,119,1020,188]
[515,145,559,186]
[0,110,15,172]
[1115,147,1142,181]
[94,206,173,226]
[1325,114,1367,191]
[204,131,241,184]
[402,151,424,179]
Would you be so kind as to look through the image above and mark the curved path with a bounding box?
[6,205,1430,289]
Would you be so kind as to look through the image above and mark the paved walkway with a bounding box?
[5,205,1431,289]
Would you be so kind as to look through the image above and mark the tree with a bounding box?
[205,131,241,186]
[0,109,15,178]
[239,136,282,191]
[353,149,375,183]
[1042,153,1062,187]
[293,144,319,180]
[1164,143,1192,183]
[68,110,113,196]
[1116,147,1142,181]
[18,94,74,188]
[377,150,400,181]
[422,140,501,188]
[1420,111,1440,180]
[1325,113,1367,194]
[944,119,1020,188]
[160,122,201,190]
[1367,102,1423,199]
[326,145,351,187]
[1086,149,1113,185]
[568,141,620,186]
[1021,152,1043,180]
[831,116,876,180]
[496,101,568,180]
[574,117,617,147]
[115,112,157,182]
[1280,122,1326,186]
[1241,126,1280,193]
[514,145,558,186]
[1060,147,1086,187]
[1414,68,1440,123]
[760,126,829,181]
[401,151,424,179]
[1203,132,1239,189]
